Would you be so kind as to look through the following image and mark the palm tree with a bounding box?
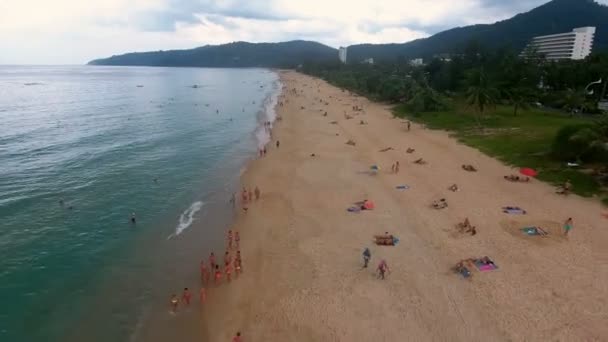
[465,68,499,125]
[507,87,534,116]
[570,114,608,155]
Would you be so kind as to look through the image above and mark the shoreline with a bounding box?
[202,71,608,341]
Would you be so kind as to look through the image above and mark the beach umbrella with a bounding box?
[520,168,538,177]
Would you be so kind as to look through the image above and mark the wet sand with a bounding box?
[202,71,608,341]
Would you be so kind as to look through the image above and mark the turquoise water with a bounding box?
[0,66,279,342]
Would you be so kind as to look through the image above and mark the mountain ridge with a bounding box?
[89,0,608,67]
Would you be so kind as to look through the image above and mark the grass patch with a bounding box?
[395,104,603,198]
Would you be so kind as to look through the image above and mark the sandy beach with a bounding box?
[202,70,608,341]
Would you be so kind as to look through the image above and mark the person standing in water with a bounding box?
[182,288,192,305]
[199,287,207,306]
[254,186,261,200]
[235,231,241,248]
[170,294,179,313]
[209,252,216,270]
[227,230,234,249]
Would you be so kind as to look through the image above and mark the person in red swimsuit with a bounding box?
[182,288,192,305]
[214,265,222,285]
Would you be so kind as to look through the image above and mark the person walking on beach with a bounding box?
[209,252,216,270]
[276,140,280,148]
[233,332,242,342]
[564,217,574,236]
[225,262,233,282]
[199,287,206,306]
[234,255,242,276]
[254,186,261,200]
[200,260,210,284]
[170,294,179,313]
[214,265,222,285]
[377,259,390,280]
[235,231,241,248]
[362,248,371,268]
[241,188,248,204]
[182,288,192,305]
[395,161,400,173]
[228,230,234,249]
[407,121,411,131]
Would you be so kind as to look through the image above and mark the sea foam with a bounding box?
[167,201,204,239]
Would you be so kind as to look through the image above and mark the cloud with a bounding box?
[0,0,599,64]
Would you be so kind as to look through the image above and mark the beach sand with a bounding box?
[202,71,608,341]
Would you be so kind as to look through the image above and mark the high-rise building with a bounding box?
[338,47,347,63]
[521,27,595,61]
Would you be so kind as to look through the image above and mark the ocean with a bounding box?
[0,66,280,342]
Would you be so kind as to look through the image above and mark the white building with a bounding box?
[521,26,595,61]
[338,47,348,63]
[409,58,424,67]
[362,58,374,64]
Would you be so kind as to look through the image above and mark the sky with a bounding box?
[0,0,605,64]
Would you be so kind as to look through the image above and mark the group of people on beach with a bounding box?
[169,229,243,314]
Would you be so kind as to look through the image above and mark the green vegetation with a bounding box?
[393,104,605,197]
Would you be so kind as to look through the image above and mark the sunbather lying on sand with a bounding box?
[414,158,427,165]
[406,148,415,154]
[379,147,394,152]
[346,139,356,146]
[456,218,477,235]
[432,198,448,209]
[504,175,530,182]
[453,260,473,278]
[448,184,459,192]
[462,164,477,172]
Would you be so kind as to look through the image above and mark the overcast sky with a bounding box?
[0,0,605,64]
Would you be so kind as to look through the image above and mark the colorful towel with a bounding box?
[474,259,498,272]
[396,185,410,190]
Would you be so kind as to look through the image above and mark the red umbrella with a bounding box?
[520,168,538,177]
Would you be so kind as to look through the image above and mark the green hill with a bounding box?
[346,0,608,62]
[88,40,338,68]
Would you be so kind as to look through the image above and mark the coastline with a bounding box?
[202,71,608,341]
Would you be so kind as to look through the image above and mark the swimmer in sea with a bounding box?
[182,287,192,305]
[170,294,179,313]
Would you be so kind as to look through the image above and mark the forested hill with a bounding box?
[347,0,608,63]
[88,40,337,67]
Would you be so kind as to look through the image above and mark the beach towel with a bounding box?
[521,227,547,236]
[502,207,526,215]
[474,259,498,272]
[375,236,399,246]
[396,185,410,190]
[347,206,361,213]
